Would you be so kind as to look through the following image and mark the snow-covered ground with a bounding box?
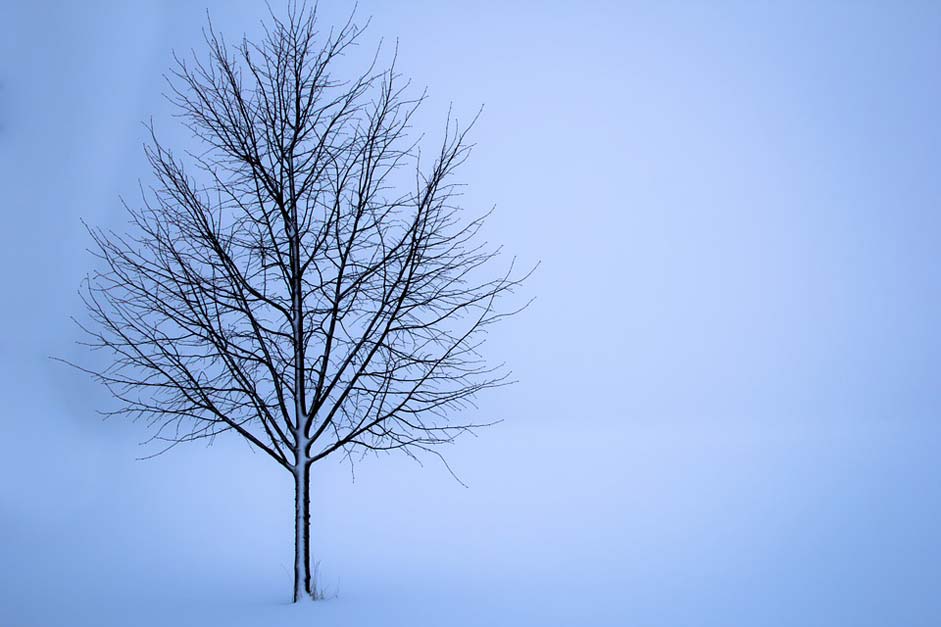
[4,389,940,626]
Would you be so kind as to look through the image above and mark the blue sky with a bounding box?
[2,2,941,625]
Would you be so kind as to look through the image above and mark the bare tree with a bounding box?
[68,5,529,602]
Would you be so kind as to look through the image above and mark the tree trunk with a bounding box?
[293,463,312,602]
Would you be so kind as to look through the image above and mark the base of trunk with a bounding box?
[293,463,312,602]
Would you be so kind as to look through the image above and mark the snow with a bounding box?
[3,404,941,626]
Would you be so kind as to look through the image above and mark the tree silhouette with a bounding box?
[69,5,529,602]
